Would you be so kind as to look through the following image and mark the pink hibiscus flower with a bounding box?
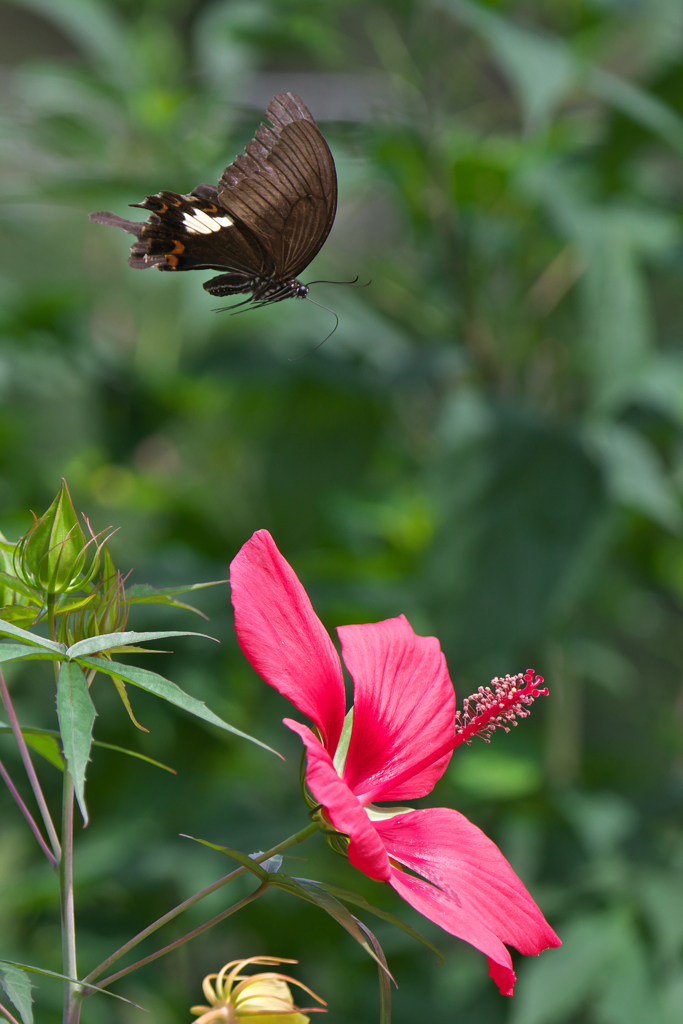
[230,530,561,996]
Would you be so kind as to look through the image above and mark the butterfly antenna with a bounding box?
[289,297,340,362]
[304,275,372,288]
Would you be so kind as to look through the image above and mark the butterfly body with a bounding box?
[89,93,336,307]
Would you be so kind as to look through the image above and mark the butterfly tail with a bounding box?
[88,211,145,236]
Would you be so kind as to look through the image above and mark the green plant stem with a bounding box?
[93,882,270,992]
[82,820,320,986]
[60,771,78,1024]
[0,667,61,860]
[0,1002,21,1024]
[47,592,57,648]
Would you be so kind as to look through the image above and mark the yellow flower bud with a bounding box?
[190,957,326,1024]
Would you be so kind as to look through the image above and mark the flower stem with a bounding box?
[47,592,57,649]
[0,667,61,860]
[0,1002,21,1024]
[0,757,58,867]
[82,820,320,986]
[93,882,269,991]
[60,771,79,1024]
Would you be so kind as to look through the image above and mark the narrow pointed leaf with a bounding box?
[110,675,149,731]
[0,573,39,601]
[55,593,98,616]
[131,596,208,618]
[108,646,170,654]
[313,881,444,963]
[0,621,65,654]
[56,662,96,825]
[180,835,269,879]
[0,645,57,664]
[129,580,228,600]
[0,964,32,1024]
[76,656,280,756]
[269,874,395,980]
[92,740,176,774]
[357,920,392,1023]
[0,608,43,626]
[0,961,143,1010]
[0,724,174,773]
[66,630,217,660]
[127,581,230,619]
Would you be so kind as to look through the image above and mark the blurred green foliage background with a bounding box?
[1,0,683,1021]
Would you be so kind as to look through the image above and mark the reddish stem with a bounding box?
[0,1001,21,1024]
[0,757,57,867]
[0,667,61,859]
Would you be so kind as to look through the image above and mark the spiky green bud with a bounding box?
[15,480,93,595]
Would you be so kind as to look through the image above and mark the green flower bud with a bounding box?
[16,480,96,596]
[92,546,129,635]
[57,546,130,646]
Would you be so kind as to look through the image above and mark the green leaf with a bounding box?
[0,644,57,664]
[510,912,624,1024]
[0,722,64,770]
[269,873,394,981]
[442,0,577,130]
[0,608,44,626]
[313,881,444,963]
[0,960,143,1010]
[24,733,65,771]
[0,621,65,654]
[110,675,149,731]
[356,919,392,1024]
[77,656,280,757]
[0,573,39,601]
[0,963,33,1024]
[0,723,174,773]
[591,69,683,158]
[127,581,229,620]
[180,835,269,879]
[66,629,218,659]
[9,0,132,94]
[93,740,176,774]
[56,662,96,825]
[128,580,228,600]
[584,421,682,532]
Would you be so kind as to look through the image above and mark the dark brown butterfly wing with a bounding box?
[90,186,272,282]
[216,92,337,279]
[88,93,337,299]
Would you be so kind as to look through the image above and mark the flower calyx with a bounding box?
[190,957,326,1024]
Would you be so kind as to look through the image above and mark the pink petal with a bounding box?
[285,719,391,882]
[388,868,517,996]
[376,808,561,959]
[338,616,455,801]
[230,531,346,752]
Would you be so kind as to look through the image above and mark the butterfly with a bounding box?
[89,93,337,309]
